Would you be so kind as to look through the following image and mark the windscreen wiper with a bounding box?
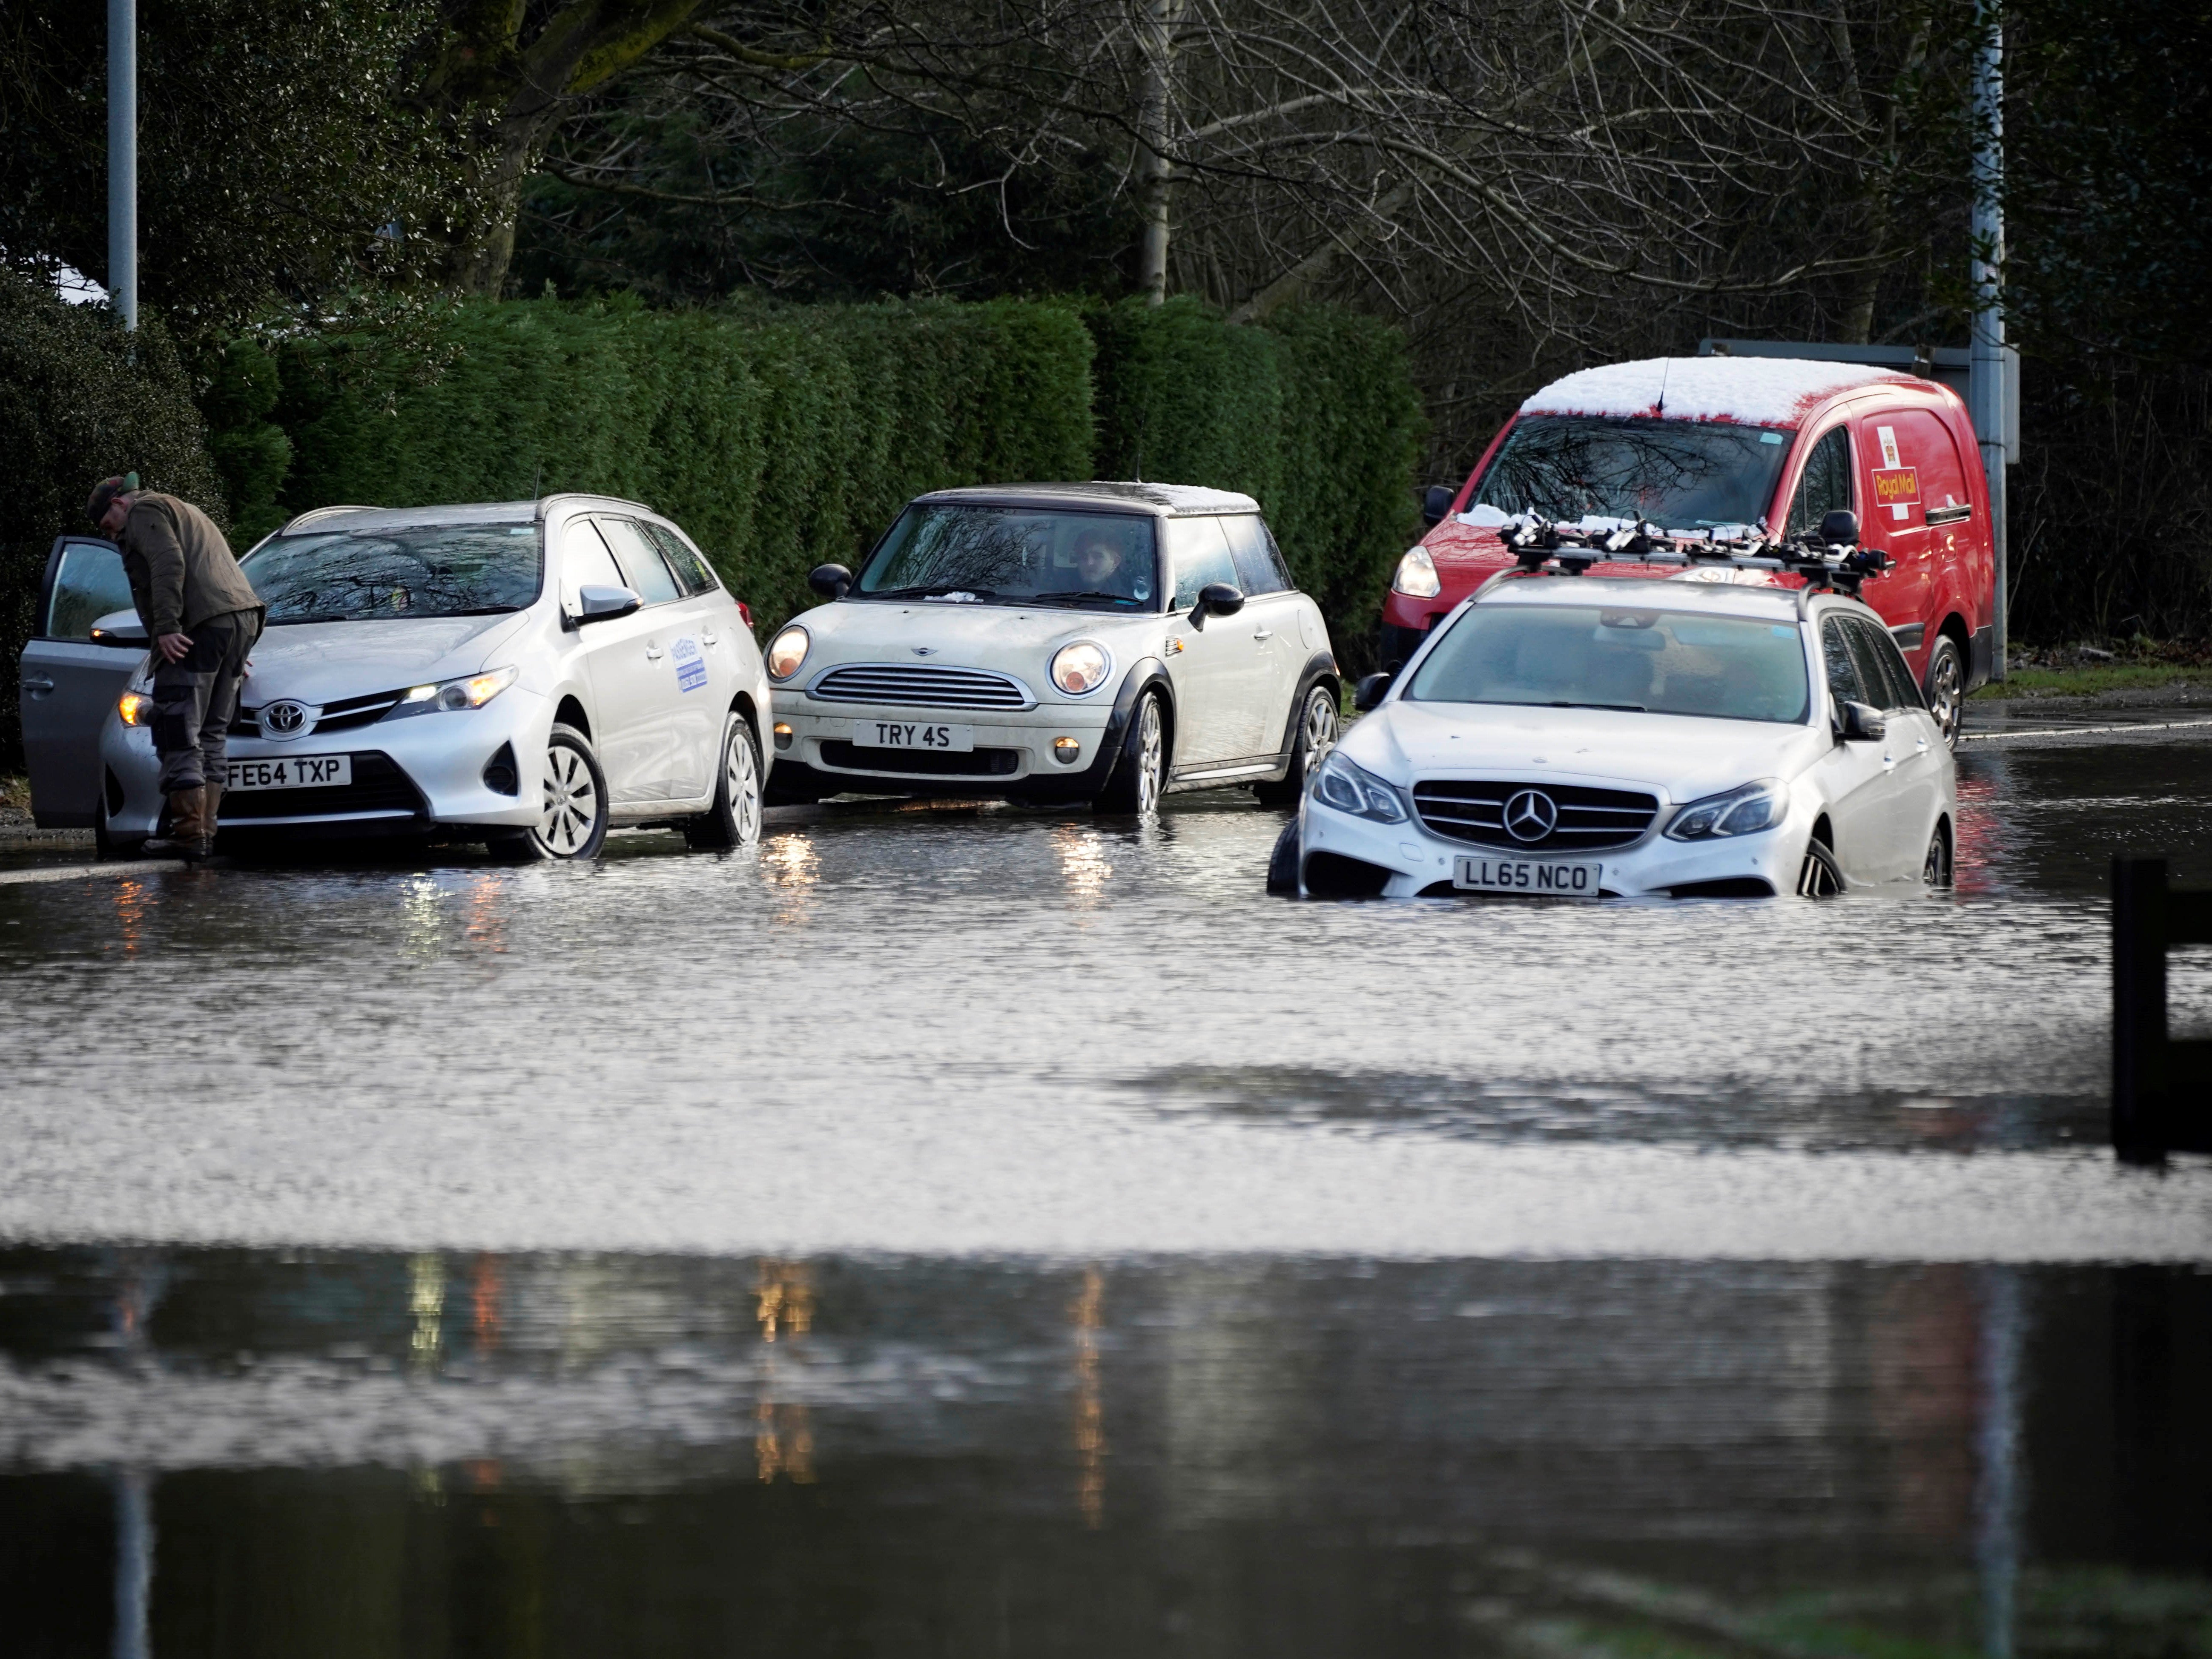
[1547,700,1647,712]
[1027,590,1141,606]
[866,585,997,600]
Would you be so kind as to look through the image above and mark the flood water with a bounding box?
[3,732,2209,1657]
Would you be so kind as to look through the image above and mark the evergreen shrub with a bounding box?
[0,270,224,769]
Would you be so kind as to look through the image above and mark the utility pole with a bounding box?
[1969,0,2005,678]
[109,0,138,331]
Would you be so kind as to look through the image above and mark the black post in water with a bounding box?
[2111,855,2212,1162]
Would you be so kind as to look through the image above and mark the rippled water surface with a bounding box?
[3,733,2209,1655]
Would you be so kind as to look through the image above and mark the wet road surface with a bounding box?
[3,732,2209,1656]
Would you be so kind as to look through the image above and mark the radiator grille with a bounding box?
[817,741,1020,778]
[808,664,1032,710]
[1411,779,1658,852]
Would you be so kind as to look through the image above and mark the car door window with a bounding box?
[597,517,682,606]
[1787,427,1855,537]
[644,523,720,595]
[1222,515,1289,595]
[45,542,135,639]
[1167,517,1240,611]
[1847,615,1922,710]
[1820,617,1868,707]
[559,520,627,613]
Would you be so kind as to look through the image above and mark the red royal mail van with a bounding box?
[1380,357,1996,743]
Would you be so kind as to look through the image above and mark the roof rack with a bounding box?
[1481,510,1890,605]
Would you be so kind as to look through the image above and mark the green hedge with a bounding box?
[1090,296,1425,669]
[269,296,1096,632]
[0,270,226,769]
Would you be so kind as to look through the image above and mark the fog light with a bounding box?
[1052,736,1082,764]
[773,722,795,752]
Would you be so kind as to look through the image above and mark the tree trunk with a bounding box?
[1134,0,1185,306]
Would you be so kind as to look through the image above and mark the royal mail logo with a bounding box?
[1871,466,1920,505]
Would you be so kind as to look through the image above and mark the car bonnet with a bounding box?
[228,612,535,705]
[793,598,1155,674]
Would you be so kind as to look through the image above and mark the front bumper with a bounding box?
[99,689,554,837]
[768,691,1120,801]
[1298,786,1810,899]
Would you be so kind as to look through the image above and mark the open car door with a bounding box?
[17,536,143,827]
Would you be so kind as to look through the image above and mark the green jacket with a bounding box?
[118,493,264,638]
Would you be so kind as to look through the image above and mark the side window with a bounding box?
[1848,616,1923,709]
[45,541,135,639]
[597,517,682,606]
[1222,515,1290,596]
[1820,617,1867,707]
[1166,517,1240,611]
[1787,427,1855,537]
[645,522,720,595]
[558,520,626,613]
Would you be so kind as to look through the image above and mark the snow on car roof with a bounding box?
[915,481,1260,516]
[1520,356,1918,429]
[1478,574,1805,620]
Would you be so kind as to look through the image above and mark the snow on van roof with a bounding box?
[1520,356,1917,428]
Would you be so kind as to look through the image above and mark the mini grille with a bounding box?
[218,752,427,823]
[817,741,1020,777]
[1411,779,1658,852]
[808,664,1031,710]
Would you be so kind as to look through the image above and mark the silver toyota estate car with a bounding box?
[76,497,771,860]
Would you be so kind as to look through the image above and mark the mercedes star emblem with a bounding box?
[261,700,310,737]
[1503,788,1558,843]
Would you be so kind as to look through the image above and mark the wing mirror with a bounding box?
[1836,699,1886,742]
[809,563,852,600]
[1421,484,1456,528]
[1354,670,1395,712]
[1819,508,1861,546]
[1186,582,1245,630]
[574,585,642,625]
[88,609,149,647]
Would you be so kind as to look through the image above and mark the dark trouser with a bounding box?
[151,611,259,792]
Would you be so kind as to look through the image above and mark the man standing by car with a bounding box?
[87,473,264,861]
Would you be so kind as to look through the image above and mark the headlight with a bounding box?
[1310,750,1407,823]
[118,691,152,726]
[1664,779,1785,841]
[766,625,810,681]
[388,666,519,718]
[1392,545,1441,599]
[1050,641,1111,696]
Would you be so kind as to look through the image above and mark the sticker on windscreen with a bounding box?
[673,634,708,692]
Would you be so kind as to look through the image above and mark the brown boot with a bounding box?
[143,788,207,858]
[200,781,224,854]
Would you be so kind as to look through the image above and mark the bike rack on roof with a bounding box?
[1472,508,1891,614]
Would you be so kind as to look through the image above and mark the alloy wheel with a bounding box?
[1135,697,1164,815]
[726,723,762,843]
[1923,825,1953,887]
[1303,688,1339,773]
[1926,641,1964,747]
[536,743,600,857]
[1796,838,1844,898]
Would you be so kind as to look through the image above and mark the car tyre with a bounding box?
[1093,690,1166,816]
[1254,683,1339,807]
[1266,817,1304,895]
[1796,836,1845,898]
[492,722,609,861]
[1923,821,1954,888]
[1923,634,1965,749]
[685,712,764,849]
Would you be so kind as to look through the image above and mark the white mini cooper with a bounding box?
[763,483,1341,812]
[1275,572,1956,898]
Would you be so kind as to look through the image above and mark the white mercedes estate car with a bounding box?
[762,483,1341,812]
[1274,574,1956,899]
[89,497,772,860]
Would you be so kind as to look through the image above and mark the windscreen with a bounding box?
[855,506,1157,610]
[1407,604,1810,724]
[1474,416,1793,530]
[244,524,542,624]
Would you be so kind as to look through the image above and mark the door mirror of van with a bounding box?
[86,610,149,648]
[1354,671,1395,712]
[575,585,643,624]
[808,563,853,600]
[1188,582,1245,629]
[1819,509,1860,547]
[1421,484,1456,528]
[1836,700,1886,743]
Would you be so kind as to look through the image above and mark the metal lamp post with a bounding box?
[109,0,137,331]
[1969,0,2005,679]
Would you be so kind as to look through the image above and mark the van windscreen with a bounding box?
[1475,416,1793,531]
